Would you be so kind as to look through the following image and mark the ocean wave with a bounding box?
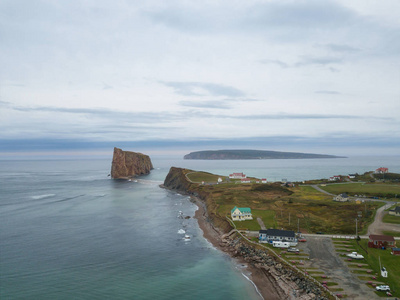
[177,229,186,234]
[31,194,56,200]
[241,273,264,300]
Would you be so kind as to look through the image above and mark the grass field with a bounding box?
[341,239,400,297]
[208,181,381,234]
[318,182,400,199]
[382,213,400,224]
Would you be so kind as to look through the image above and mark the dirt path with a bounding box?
[257,217,266,230]
[299,236,379,300]
[310,185,335,196]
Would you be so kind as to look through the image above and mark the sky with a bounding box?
[1,0,399,158]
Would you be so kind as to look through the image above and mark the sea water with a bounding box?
[1,156,399,299]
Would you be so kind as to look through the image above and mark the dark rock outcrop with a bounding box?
[111,147,153,179]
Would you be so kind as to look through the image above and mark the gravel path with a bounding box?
[368,203,400,235]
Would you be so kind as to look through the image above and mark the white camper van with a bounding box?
[272,241,290,248]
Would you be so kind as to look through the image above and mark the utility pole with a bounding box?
[298,218,300,233]
[355,218,358,237]
[289,212,291,226]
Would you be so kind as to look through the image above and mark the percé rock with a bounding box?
[111,147,153,179]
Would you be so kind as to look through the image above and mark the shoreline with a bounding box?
[192,197,293,300]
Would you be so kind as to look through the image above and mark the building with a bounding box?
[241,178,251,183]
[375,167,388,174]
[229,172,246,179]
[329,175,341,181]
[333,193,349,202]
[368,235,396,249]
[259,228,297,244]
[389,206,400,217]
[217,177,223,183]
[261,178,267,183]
[391,248,400,255]
[231,206,253,221]
[348,174,356,179]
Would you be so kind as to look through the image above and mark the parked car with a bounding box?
[298,238,307,242]
[287,248,299,253]
[376,285,390,291]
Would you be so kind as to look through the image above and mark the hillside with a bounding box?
[184,149,345,160]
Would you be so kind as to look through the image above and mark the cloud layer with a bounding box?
[1,0,399,155]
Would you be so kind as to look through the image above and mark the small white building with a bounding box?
[217,177,223,183]
[241,178,251,183]
[261,178,267,183]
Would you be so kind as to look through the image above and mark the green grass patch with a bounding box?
[382,230,400,237]
[382,213,400,224]
[319,182,400,199]
[186,171,225,183]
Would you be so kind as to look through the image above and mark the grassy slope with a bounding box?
[382,214,400,225]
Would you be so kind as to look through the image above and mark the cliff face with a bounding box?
[163,167,233,233]
[111,147,153,179]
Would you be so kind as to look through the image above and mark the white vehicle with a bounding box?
[287,248,299,253]
[346,252,364,259]
[273,241,290,248]
[376,285,390,291]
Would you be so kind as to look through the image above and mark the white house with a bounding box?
[334,193,349,202]
[217,177,223,183]
[231,206,253,221]
[261,178,267,183]
[241,178,251,183]
[259,229,297,243]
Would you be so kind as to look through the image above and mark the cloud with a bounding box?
[163,81,245,97]
[322,43,361,53]
[315,91,341,95]
[259,59,289,68]
[295,55,344,67]
[179,100,232,109]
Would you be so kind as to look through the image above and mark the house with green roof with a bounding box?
[231,206,253,221]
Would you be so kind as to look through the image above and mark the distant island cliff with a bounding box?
[111,147,153,179]
[184,149,346,160]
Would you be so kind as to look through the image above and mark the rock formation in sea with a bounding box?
[110,147,153,179]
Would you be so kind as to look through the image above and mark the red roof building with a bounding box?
[229,172,246,179]
[375,167,388,174]
[368,234,396,248]
[391,248,400,255]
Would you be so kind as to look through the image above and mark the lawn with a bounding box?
[318,183,400,199]
[344,239,400,297]
[382,213,400,225]
[186,171,226,183]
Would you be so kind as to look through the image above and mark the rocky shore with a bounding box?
[193,197,329,300]
[163,166,331,299]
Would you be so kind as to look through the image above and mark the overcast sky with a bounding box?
[1,0,399,157]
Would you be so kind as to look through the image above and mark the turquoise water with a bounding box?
[1,156,399,299]
[0,159,260,300]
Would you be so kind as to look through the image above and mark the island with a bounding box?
[110,147,153,179]
[184,149,346,160]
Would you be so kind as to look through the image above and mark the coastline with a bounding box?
[192,197,291,300]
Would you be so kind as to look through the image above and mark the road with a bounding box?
[368,203,400,235]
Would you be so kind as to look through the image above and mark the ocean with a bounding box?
[1,155,399,299]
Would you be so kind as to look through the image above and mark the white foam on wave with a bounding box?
[241,273,264,300]
[31,194,56,200]
[137,179,163,185]
[177,229,186,234]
